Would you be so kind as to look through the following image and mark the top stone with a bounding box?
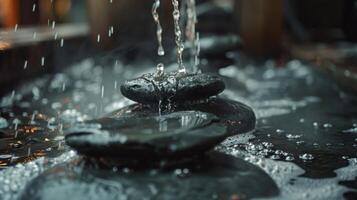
[120,72,225,104]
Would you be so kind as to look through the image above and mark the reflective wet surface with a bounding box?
[20,152,279,200]
[0,54,356,199]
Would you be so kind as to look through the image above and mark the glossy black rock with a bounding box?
[20,152,279,200]
[65,111,227,160]
[120,73,225,104]
[108,98,256,136]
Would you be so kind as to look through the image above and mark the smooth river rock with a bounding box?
[108,98,256,136]
[20,152,279,200]
[120,73,225,105]
[65,111,227,161]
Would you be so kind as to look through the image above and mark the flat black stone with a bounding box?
[65,111,227,160]
[20,152,279,200]
[108,98,256,136]
[120,73,225,104]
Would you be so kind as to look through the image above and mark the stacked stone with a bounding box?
[65,72,255,166]
[22,74,270,200]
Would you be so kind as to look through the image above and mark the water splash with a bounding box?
[156,63,165,77]
[172,0,186,74]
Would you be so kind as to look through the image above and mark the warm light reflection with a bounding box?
[0,41,12,50]
[20,126,41,134]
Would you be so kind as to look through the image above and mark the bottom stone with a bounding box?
[20,152,279,200]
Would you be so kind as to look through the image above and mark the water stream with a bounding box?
[172,0,186,74]
[185,0,200,72]
[152,0,166,77]
[152,0,165,57]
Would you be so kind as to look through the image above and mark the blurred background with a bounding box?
[0,0,357,95]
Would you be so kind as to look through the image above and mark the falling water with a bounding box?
[60,39,64,47]
[194,32,200,72]
[152,0,166,77]
[32,4,36,12]
[186,0,200,72]
[27,147,31,157]
[172,0,186,74]
[41,57,45,67]
[185,0,196,59]
[23,60,28,69]
[152,0,165,56]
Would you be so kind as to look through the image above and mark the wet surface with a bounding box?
[0,54,356,199]
[20,152,279,200]
[219,60,357,179]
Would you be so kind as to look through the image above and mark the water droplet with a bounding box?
[27,147,31,157]
[174,168,182,176]
[342,156,349,160]
[285,156,295,161]
[101,85,105,98]
[276,129,284,133]
[24,60,28,69]
[123,168,130,173]
[41,57,45,66]
[342,127,357,134]
[32,4,36,12]
[323,123,332,128]
[60,38,64,47]
[156,63,165,77]
[286,134,302,139]
[299,153,314,160]
[51,21,56,29]
[313,122,319,128]
[270,155,280,160]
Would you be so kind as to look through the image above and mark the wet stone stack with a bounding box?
[65,72,256,166]
[20,73,271,200]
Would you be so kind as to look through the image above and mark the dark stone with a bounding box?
[107,98,256,136]
[65,111,227,160]
[20,152,279,200]
[120,73,225,105]
[199,35,242,57]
